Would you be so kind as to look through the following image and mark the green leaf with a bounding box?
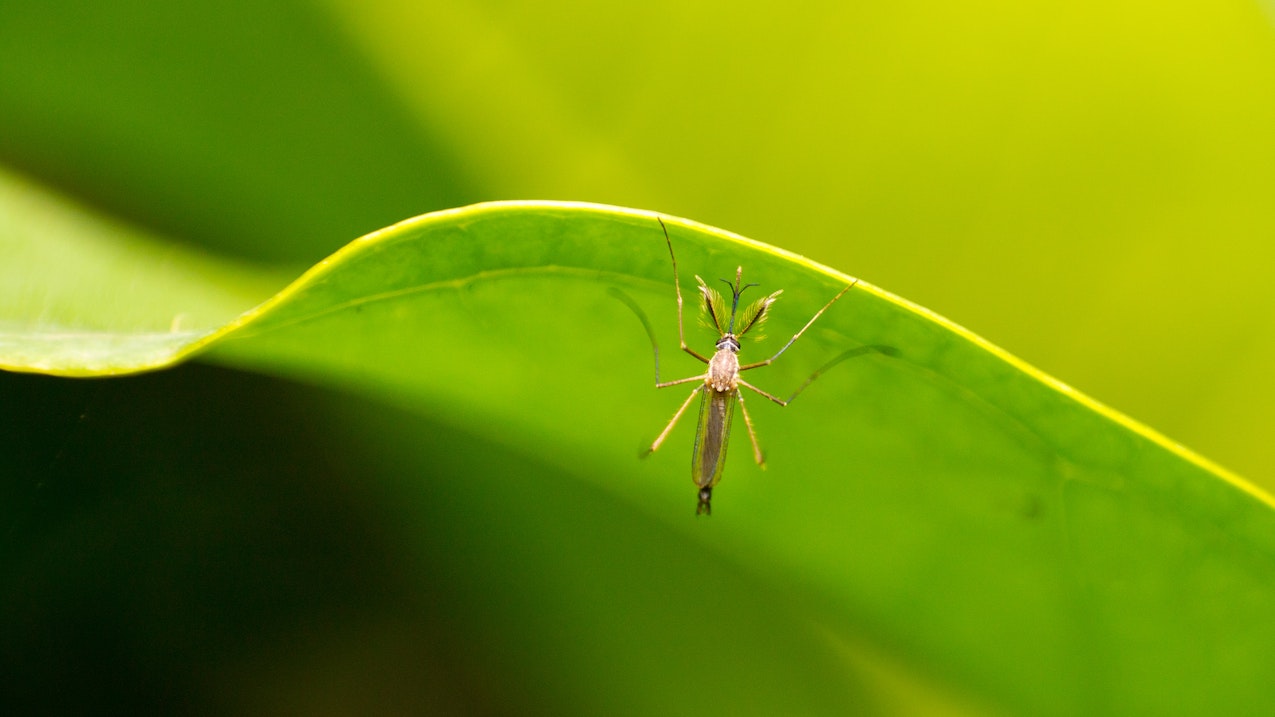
[4,183,1274,714]
[0,169,288,374]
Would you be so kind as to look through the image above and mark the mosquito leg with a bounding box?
[738,279,859,372]
[656,374,708,390]
[658,217,710,364]
[737,379,790,407]
[610,286,709,387]
[735,390,766,468]
[610,218,712,383]
[644,384,704,457]
[609,287,664,384]
[782,344,898,403]
[740,344,898,406]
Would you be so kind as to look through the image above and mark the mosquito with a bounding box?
[622,218,892,516]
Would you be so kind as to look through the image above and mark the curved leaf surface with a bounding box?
[3,194,1274,715]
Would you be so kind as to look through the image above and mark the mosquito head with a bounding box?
[718,266,761,334]
[696,487,713,516]
[714,335,741,353]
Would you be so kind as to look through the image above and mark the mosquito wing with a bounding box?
[691,388,736,491]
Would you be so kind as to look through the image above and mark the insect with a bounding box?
[623,217,890,515]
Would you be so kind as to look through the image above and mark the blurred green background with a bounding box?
[3,0,1275,713]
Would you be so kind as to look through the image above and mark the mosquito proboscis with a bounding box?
[619,217,895,515]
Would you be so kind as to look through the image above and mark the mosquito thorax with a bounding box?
[707,338,742,392]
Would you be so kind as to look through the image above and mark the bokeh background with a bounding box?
[4,1,1275,713]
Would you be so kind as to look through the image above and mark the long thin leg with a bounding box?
[644,384,704,457]
[609,287,708,388]
[658,217,710,364]
[735,390,766,468]
[737,379,789,407]
[656,374,707,390]
[739,279,859,371]
[738,344,897,407]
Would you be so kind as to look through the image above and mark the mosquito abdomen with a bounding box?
[692,388,736,495]
[696,487,713,515]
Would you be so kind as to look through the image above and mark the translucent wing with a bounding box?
[691,388,736,491]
